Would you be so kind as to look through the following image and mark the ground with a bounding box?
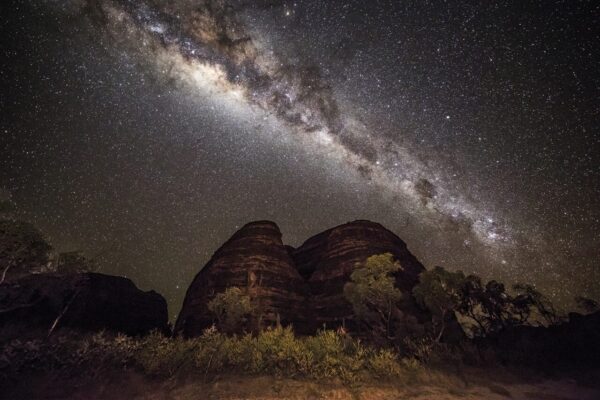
[4,369,599,400]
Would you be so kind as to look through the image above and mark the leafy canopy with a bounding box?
[0,219,52,283]
[412,266,465,341]
[207,287,253,333]
[344,253,403,319]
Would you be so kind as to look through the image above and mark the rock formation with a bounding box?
[174,221,307,337]
[0,272,168,339]
[176,220,433,337]
[292,220,428,333]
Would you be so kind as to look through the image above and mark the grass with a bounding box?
[0,326,426,384]
[1,326,598,400]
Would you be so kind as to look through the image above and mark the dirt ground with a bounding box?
[3,369,600,400]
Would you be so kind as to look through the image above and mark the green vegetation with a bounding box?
[0,326,425,383]
[208,287,254,334]
[1,252,597,400]
[413,266,464,342]
[343,253,403,341]
[412,266,561,338]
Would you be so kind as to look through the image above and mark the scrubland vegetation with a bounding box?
[1,326,430,383]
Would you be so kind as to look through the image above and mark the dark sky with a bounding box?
[1,0,599,317]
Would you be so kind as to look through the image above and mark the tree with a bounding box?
[512,283,558,325]
[456,277,559,337]
[457,274,488,336]
[0,219,52,284]
[575,296,599,314]
[343,253,403,340]
[479,280,515,332]
[54,251,98,274]
[207,287,253,333]
[413,266,465,342]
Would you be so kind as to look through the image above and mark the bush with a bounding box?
[254,326,311,376]
[305,329,367,381]
[0,331,137,380]
[135,330,199,377]
[193,325,228,374]
[207,287,253,333]
[0,327,422,384]
[369,348,403,379]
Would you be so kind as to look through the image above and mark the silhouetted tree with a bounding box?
[575,296,599,314]
[0,219,52,284]
[512,283,558,325]
[413,266,558,338]
[413,266,465,342]
[457,274,488,336]
[53,251,98,274]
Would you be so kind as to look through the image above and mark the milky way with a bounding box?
[92,0,518,248]
[2,0,599,314]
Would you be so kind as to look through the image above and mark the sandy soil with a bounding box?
[3,370,600,400]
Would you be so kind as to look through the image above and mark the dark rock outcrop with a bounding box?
[0,273,168,339]
[292,220,428,334]
[174,221,307,337]
[176,220,434,338]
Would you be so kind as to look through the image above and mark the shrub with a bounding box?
[255,326,311,376]
[207,287,253,333]
[305,329,363,380]
[0,331,137,380]
[193,325,228,374]
[135,330,199,377]
[403,335,436,362]
[0,326,433,384]
[369,348,403,379]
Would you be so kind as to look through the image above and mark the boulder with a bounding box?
[0,273,168,339]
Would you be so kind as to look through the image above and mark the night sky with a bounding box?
[1,0,599,317]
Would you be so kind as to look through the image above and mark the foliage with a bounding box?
[412,266,560,339]
[403,335,437,361]
[0,219,52,283]
[343,253,403,340]
[254,325,312,376]
[369,348,403,378]
[0,327,422,384]
[460,279,558,335]
[53,251,98,274]
[413,266,465,341]
[0,331,138,381]
[574,296,599,314]
[512,283,558,325]
[304,329,367,380]
[207,287,254,334]
[135,330,199,377]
